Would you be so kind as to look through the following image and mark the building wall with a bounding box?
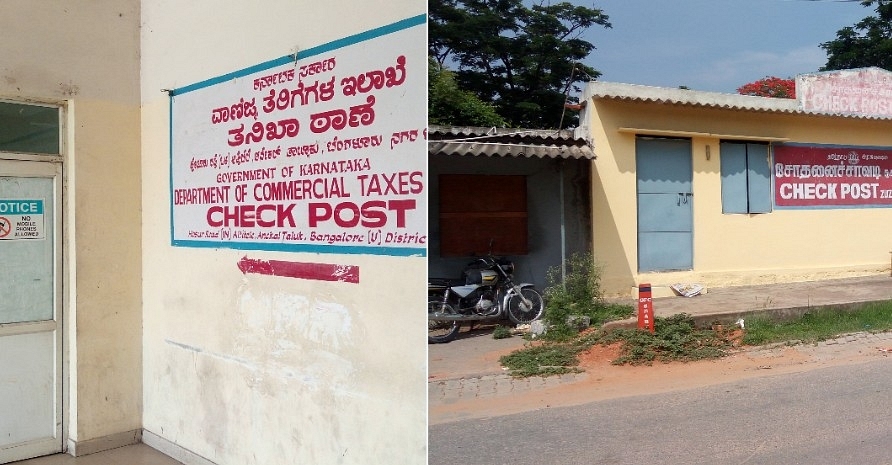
[0,0,144,448]
[587,98,892,295]
[428,154,591,290]
[140,2,426,464]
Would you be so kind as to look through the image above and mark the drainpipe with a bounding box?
[560,160,567,285]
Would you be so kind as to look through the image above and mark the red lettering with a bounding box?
[207,206,223,227]
[361,200,387,227]
[206,204,296,228]
[307,200,417,228]
[241,205,256,227]
[309,203,332,227]
[277,204,296,227]
[410,171,423,194]
[388,199,415,227]
[334,202,360,227]
[256,204,276,227]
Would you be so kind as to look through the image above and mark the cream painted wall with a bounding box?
[140,2,426,464]
[588,99,892,295]
[0,0,143,447]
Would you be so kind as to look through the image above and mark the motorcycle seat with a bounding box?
[428,277,464,289]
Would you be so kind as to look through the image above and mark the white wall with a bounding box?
[0,0,144,449]
[140,2,427,464]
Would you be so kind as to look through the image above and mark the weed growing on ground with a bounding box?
[599,314,734,365]
[502,302,892,377]
[541,252,634,339]
[501,313,734,376]
[499,343,581,377]
[492,325,512,339]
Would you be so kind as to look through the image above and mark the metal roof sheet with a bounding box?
[584,81,892,121]
[585,81,799,112]
[428,125,595,159]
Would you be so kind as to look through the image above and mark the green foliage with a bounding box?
[541,252,633,338]
[501,301,892,378]
[600,314,732,365]
[428,59,507,127]
[499,343,581,377]
[821,0,892,71]
[501,314,732,377]
[492,325,512,339]
[429,0,611,128]
[742,302,892,346]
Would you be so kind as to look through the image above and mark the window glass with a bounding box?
[720,142,748,213]
[0,102,60,155]
[746,144,772,213]
[720,142,771,214]
[0,177,55,323]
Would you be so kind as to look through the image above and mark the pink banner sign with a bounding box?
[798,68,892,119]
[774,144,892,207]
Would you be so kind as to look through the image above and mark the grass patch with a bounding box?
[596,314,735,365]
[502,302,892,378]
[743,302,892,345]
[499,344,582,377]
[492,325,513,339]
[501,313,732,376]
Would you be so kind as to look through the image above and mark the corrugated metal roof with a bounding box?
[584,81,892,121]
[586,81,800,113]
[428,125,595,159]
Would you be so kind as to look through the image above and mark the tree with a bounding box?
[429,0,610,129]
[736,76,796,99]
[428,58,507,127]
[821,0,892,71]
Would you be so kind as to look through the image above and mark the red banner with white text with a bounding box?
[773,144,892,208]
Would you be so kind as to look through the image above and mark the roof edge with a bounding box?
[583,81,799,113]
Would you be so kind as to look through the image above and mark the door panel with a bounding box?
[639,232,694,271]
[0,160,62,464]
[637,193,692,232]
[636,138,693,272]
[0,331,56,446]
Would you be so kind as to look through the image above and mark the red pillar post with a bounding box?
[637,283,654,333]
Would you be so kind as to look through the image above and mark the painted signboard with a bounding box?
[170,15,426,256]
[0,199,45,240]
[797,67,892,119]
[773,143,892,208]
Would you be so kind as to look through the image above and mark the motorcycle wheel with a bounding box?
[428,301,460,344]
[507,288,545,325]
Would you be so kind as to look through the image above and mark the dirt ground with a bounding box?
[430,333,892,424]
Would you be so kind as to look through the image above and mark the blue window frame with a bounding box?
[720,142,771,214]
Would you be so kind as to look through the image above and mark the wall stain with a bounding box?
[59,81,80,96]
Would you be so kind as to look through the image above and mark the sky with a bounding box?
[579,0,872,93]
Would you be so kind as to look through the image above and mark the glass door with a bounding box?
[0,159,63,463]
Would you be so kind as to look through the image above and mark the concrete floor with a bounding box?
[11,445,182,465]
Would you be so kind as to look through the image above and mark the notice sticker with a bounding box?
[0,199,46,240]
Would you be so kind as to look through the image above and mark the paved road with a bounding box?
[430,355,892,465]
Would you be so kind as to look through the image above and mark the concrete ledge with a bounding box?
[603,299,892,331]
[630,284,708,299]
[142,429,218,465]
[68,429,141,456]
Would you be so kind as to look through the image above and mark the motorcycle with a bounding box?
[428,254,545,343]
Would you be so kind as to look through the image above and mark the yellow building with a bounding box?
[0,2,426,464]
[579,68,892,297]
